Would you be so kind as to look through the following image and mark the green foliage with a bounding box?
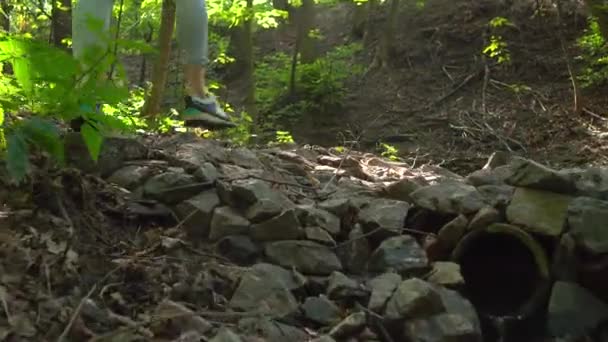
[576,17,608,88]
[255,43,363,131]
[379,142,400,161]
[483,17,512,65]
[274,130,294,144]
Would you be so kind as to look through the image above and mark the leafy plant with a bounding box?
[379,142,400,161]
[483,17,512,65]
[576,16,608,88]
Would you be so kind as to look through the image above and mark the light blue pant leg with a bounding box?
[176,0,210,66]
[72,0,209,66]
[72,0,115,64]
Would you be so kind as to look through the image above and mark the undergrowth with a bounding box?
[576,17,608,88]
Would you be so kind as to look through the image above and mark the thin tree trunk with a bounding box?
[140,23,154,86]
[298,0,317,63]
[51,0,72,50]
[243,0,256,116]
[142,0,176,118]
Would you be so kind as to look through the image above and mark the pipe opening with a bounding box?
[454,228,548,317]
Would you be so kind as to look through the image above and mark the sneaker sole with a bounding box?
[183,112,237,129]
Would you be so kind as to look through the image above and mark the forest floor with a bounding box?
[241,0,608,175]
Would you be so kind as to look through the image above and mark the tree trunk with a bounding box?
[351,1,367,38]
[140,23,154,86]
[51,0,72,50]
[142,0,176,118]
[297,0,317,64]
[585,0,608,41]
[1,1,11,74]
[371,0,399,70]
[242,0,256,116]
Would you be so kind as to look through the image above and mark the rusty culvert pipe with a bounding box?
[451,224,551,340]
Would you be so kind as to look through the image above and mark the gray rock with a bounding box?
[466,165,513,187]
[301,295,342,325]
[301,207,341,236]
[229,264,300,317]
[366,273,402,313]
[193,162,219,183]
[506,187,573,237]
[265,240,343,275]
[547,281,608,337]
[144,170,206,204]
[567,196,608,254]
[382,177,427,202]
[403,313,481,342]
[209,327,243,342]
[566,167,608,200]
[359,199,409,235]
[310,336,336,342]
[155,299,213,334]
[337,224,371,275]
[434,286,481,335]
[217,235,261,265]
[238,317,308,342]
[175,190,221,240]
[427,262,464,288]
[328,312,367,339]
[327,271,369,300]
[318,197,354,217]
[250,263,307,291]
[468,206,500,230]
[209,206,250,241]
[231,179,293,209]
[411,181,487,214]
[107,165,153,190]
[250,209,304,241]
[437,215,468,251]
[477,184,514,208]
[506,157,576,193]
[368,235,429,276]
[305,226,336,246]
[384,278,445,320]
[228,148,264,169]
[246,199,284,223]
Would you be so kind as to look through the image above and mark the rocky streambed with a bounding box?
[1,133,607,342]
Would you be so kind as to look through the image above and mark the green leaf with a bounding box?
[81,123,103,162]
[21,118,64,165]
[6,132,29,183]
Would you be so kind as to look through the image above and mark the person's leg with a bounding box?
[176,0,234,127]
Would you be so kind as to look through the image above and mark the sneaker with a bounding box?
[183,95,236,129]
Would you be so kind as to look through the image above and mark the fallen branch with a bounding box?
[430,68,484,107]
[582,107,608,121]
[56,285,98,342]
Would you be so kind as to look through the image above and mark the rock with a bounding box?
[265,240,343,275]
[228,148,264,169]
[477,184,514,208]
[301,295,342,325]
[384,278,445,320]
[437,215,468,251]
[328,312,367,339]
[155,300,213,334]
[250,209,304,241]
[107,165,153,190]
[300,207,341,236]
[209,327,243,342]
[506,187,573,237]
[230,179,293,209]
[468,206,500,230]
[250,263,307,291]
[506,158,576,194]
[238,317,309,342]
[193,162,219,183]
[567,167,608,200]
[358,199,409,236]
[411,181,488,214]
[435,286,481,334]
[174,190,221,240]
[337,224,371,275]
[217,235,261,265]
[305,226,336,246]
[427,262,464,288]
[466,165,513,187]
[326,271,369,301]
[310,336,336,342]
[382,177,427,202]
[229,264,300,317]
[403,313,481,342]
[547,281,608,337]
[318,197,354,217]
[567,196,608,254]
[209,206,251,241]
[368,235,429,276]
[144,171,208,204]
[245,199,284,223]
[366,273,402,313]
